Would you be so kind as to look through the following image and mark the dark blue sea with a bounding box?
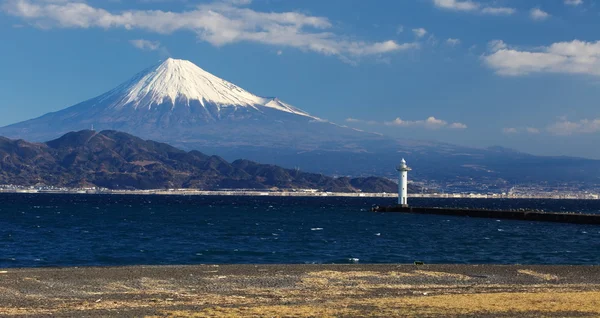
[1,193,599,268]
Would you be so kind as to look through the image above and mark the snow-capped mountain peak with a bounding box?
[108,58,315,118]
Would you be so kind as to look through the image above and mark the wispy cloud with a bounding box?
[564,0,583,6]
[345,118,378,125]
[481,7,515,15]
[484,40,600,76]
[547,118,600,135]
[530,8,550,21]
[1,0,418,62]
[129,38,170,57]
[412,28,427,38]
[385,116,467,130]
[130,39,160,51]
[502,127,540,134]
[347,116,466,129]
[446,38,460,46]
[487,39,507,52]
[503,119,600,136]
[432,0,516,15]
[525,127,540,134]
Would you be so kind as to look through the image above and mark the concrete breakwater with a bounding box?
[372,205,600,225]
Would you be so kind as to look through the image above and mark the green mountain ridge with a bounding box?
[0,130,414,193]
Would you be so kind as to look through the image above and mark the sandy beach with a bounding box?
[1,264,599,317]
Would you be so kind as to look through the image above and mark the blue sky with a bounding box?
[1,0,600,158]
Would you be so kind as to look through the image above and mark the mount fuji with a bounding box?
[2,58,600,191]
[1,58,388,152]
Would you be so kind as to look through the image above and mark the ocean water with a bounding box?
[1,193,599,268]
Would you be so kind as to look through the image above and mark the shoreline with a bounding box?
[1,264,599,317]
[1,189,598,200]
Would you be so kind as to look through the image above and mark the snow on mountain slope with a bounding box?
[0,57,354,146]
[99,58,316,118]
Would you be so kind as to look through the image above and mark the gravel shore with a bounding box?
[1,264,600,317]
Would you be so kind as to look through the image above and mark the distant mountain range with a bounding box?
[1,58,599,191]
[0,130,409,192]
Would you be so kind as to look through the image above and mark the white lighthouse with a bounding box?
[396,158,411,206]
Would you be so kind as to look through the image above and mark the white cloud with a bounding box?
[502,127,518,134]
[1,0,417,62]
[446,38,460,46]
[432,0,515,15]
[564,0,583,6]
[276,50,283,55]
[530,8,550,21]
[449,122,467,129]
[423,116,446,129]
[384,116,467,130]
[525,127,540,134]
[130,39,160,51]
[412,28,427,38]
[433,0,478,11]
[484,40,600,76]
[547,118,600,135]
[396,25,404,34]
[345,118,361,123]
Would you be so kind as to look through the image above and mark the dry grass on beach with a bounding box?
[1,265,599,317]
[161,291,600,317]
